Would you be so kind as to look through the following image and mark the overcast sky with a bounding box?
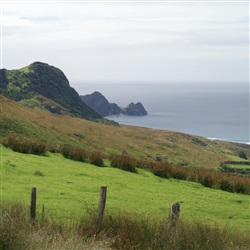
[1,1,249,89]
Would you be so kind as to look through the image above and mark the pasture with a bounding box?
[1,145,249,231]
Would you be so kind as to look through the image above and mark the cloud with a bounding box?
[20,15,58,22]
[1,2,248,83]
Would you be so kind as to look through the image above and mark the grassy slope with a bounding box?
[1,95,249,170]
[1,146,249,230]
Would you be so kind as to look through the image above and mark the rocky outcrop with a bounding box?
[110,103,121,116]
[80,91,111,117]
[80,91,147,117]
[122,102,148,116]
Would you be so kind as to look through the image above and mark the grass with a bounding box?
[227,164,250,170]
[225,154,249,162]
[1,203,249,250]
[1,145,249,231]
[1,94,249,170]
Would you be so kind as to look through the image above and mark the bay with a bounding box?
[76,82,249,144]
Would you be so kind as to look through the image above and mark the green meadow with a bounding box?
[1,145,249,231]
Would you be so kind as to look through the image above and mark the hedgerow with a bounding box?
[110,155,138,173]
[149,162,250,194]
[3,136,47,156]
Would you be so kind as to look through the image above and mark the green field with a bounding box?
[1,145,249,231]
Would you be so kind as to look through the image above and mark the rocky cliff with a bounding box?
[80,91,147,117]
[122,102,148,116]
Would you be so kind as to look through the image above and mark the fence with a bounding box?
[29,186,180,227]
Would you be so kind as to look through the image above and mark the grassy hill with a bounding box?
[0,94,249,170]
[1,145,249,230]
[1,96,250,249]
[0,62,101,119]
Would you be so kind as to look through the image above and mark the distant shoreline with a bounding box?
[107,113,249,145]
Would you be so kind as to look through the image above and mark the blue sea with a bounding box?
[76,82,249,144]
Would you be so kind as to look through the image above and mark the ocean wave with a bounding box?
[207,137,250,145]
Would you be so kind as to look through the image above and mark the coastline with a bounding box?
[107,113,250,145]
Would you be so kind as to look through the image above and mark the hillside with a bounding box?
[1,145,249,230]
[1,94,249,169]
[0,62,101,119]
[1,145,249,249]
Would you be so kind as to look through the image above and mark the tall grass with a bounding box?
[0,203,110,250]
[1,203,249,250]
[96,215,250,250]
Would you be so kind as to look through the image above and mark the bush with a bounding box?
[3,136,47,156]
[111,155,137,173]
[146,160,250,194]
[89,153,104,167]
[239,150,248,160]
[152,162,173,179]
[60,145,87,162]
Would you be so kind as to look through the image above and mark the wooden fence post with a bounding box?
[96,186,107,225]
[167,202,180,228]
[30,187,37,221]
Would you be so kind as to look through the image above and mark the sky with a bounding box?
[1,0,249,91]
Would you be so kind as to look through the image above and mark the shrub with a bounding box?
[239,150,248,160]
[146,160,250,194]
[111,155,137,173]
[3,136,47,156]
[152,163,173,179]
[89,153,104,167]
[60,145,87,162]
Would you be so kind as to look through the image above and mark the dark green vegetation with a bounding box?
[1,203,249,250]
[0,62,101,119]
[220,161,250,175]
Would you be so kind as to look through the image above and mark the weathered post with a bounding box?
[167,202,180,229]
[30,187,37,221]
[96,186,107,225]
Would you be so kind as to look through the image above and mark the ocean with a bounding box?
[76,82,249,144]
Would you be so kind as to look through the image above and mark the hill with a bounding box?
[1,145,249,230]
[0,62,101,119]
[80,91,147,117]
[0,94,249,169]
[1,145,249,249]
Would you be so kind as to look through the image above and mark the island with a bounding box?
[80,91,148,117]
